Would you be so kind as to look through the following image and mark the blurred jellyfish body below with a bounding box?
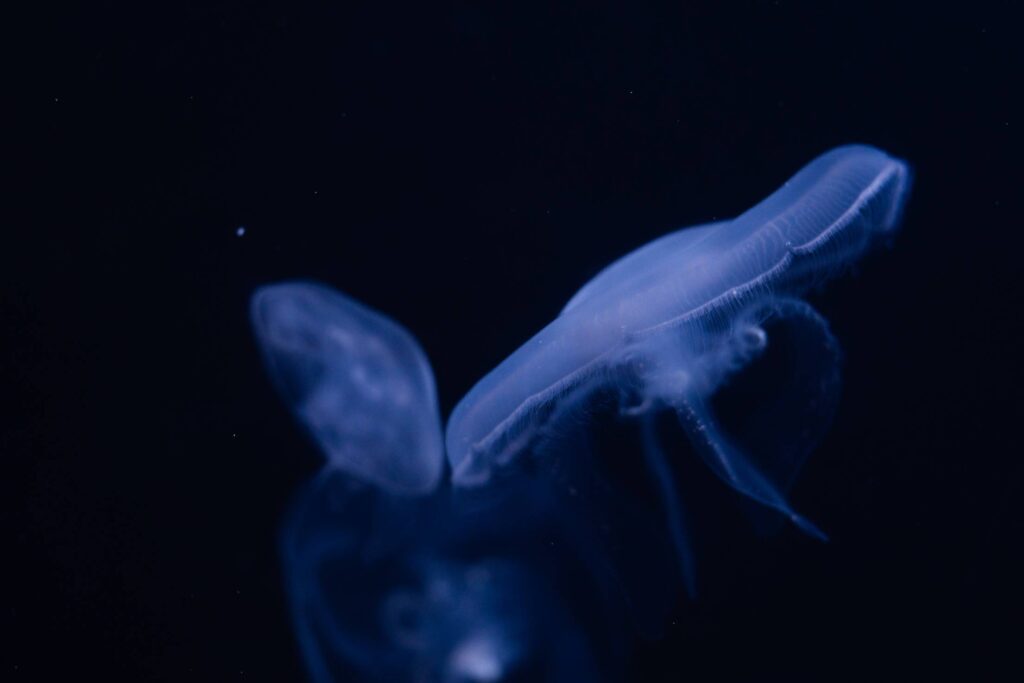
[250,144,911,681]
[251,283,610,682]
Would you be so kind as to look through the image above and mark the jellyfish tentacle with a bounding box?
[639,414,698,597]
[663,296,843,542]
[732,296,844,494]
[674,394,828,541]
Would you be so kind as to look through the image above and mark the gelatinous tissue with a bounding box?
[250,144,911,681]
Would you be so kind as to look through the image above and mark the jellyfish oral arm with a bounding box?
[639,415,698,596]
[675,393,828,542]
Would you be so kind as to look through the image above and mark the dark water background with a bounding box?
[7,1,1022,680]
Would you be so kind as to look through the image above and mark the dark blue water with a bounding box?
[7,1,1021,680]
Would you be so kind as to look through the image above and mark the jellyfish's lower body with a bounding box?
[639,414,698,597]
[670,296,842,543]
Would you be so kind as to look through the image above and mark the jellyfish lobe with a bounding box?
[251,281,444,495]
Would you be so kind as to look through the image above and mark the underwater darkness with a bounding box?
[6,0,1023,681]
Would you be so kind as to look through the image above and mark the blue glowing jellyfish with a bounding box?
[446,144,911,586]
[250,144,911,682]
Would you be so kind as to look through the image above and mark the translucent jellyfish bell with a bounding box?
[251,281,444,495]
[446,145,912,552]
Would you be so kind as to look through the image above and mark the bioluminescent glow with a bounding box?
[251,144,911,681]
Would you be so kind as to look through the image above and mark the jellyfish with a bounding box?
[250,281,445,495]
[249,144,912,681]
[446,144,912,591]
[251,282,606,682]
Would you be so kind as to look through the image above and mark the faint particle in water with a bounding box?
[236,226,246,237]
